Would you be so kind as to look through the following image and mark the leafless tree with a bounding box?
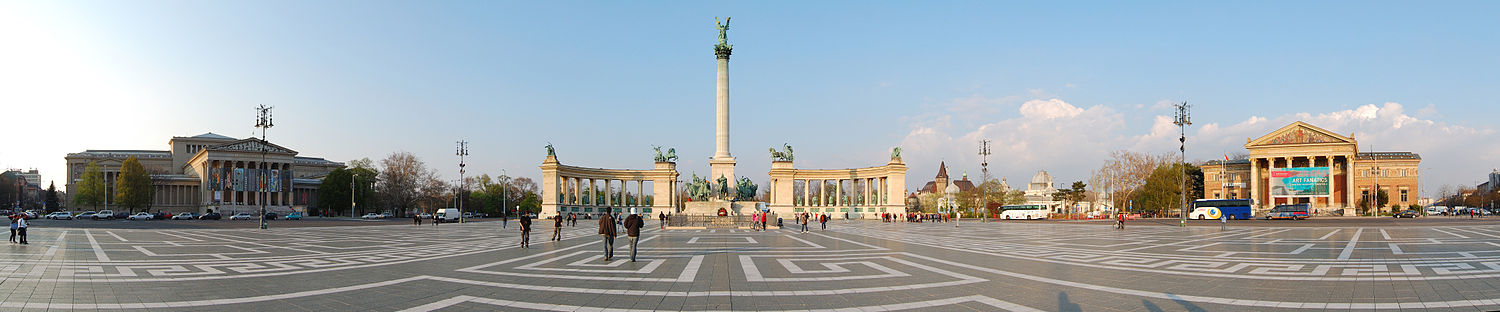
[377,151,435,216]
[1091,150,1174,210]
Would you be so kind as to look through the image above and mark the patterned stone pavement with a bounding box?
[5,219,1500,311]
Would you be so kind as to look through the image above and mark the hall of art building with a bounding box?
[63,133,344,214]
[1202,121,1421,216]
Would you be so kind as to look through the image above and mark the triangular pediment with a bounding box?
[1245,121,1354,148]
[207,139,298,155]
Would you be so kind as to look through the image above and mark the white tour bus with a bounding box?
[998,204,1050,220]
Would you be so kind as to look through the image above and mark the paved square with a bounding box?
[6,220,1500,311]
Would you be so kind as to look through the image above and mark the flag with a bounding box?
[1224,154,1230,162]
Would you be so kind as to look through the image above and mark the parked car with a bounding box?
[380,212,393,219]
[127,212,154,220]
[94,210,117,220]
[77,211,98,219]
[199,212,222,220]
[361,213,381,219]
[111,211,130,219]
[45,212,74,220]
[285,212,302,220]
[153,211,172,220]
[173,212,198,220]
[229,212,255,220]
[1394,210,1420,218]
[418,213,433,219]
[263,213,278,220]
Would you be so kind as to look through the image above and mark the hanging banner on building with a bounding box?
[269,169,281,192]
[1269,167,1330,197]
[233,168,245,191]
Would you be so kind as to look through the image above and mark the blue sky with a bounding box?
[3,1,1497,197]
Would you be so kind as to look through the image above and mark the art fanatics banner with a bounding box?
[1269,167,1330,197]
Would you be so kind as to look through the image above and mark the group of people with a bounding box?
[749,212,774,231]
[596,209,645,262]
[508,210,649,262]
[792,212,829,233]
[8,215,27,245]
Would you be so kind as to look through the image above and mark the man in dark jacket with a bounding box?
[552,214,564,241]
[624,209,644,262]
[519,213,532,249]
[658,212,666,229]
[598,212,617,261]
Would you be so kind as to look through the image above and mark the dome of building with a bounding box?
[1029,170,1054,190]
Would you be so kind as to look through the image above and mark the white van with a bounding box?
[1425,206,1447,216]
[435,208,461,222]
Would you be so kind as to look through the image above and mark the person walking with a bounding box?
[552,214,564,241]
[624,209,644,262]
[598,211,617,261]
[1115,212,1125,230]
[15,216,27,245]
[820,213,828,230]
[799,213,809,233]
[658,211,667,229]
[8,216,17,244]
[570,212,578,227]
[413,213,422,226]
[502,213,509,228]
[519,212,532,248]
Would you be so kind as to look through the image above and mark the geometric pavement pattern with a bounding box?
[4,220,1500,310]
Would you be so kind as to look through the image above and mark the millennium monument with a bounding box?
[539,18,907,221]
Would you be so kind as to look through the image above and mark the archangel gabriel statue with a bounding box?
[715,17,730,45]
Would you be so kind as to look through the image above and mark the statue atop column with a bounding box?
[714,17,733,59]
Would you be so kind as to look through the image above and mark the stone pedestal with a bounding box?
[683,201,763,216]
[709,157,736,186]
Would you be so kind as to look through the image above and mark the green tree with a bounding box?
[1131,162,1203,216]
[0,172,17,208]
[315,167,368,216]
[74,161,106,211]
[1358,189,1390,215]
[45,182,60,211]
[1051,181,1089,214]
[114,156,155,212]
[519,192,543,214]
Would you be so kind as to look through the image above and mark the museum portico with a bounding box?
[64,133,344,214]
[1204,121,1422,216]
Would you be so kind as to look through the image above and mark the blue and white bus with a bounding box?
[1189,199,1253,220]
[998,204,1050,220]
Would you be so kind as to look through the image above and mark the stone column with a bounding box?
[1250,158,1260,211]
[708,36,737,189]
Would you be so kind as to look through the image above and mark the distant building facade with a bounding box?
[64,133,343,214]
[1202,122,1421,216]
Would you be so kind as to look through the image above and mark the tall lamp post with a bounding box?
[1173,102,1191,227]
[254,105,274,230]
[500,169,508,218]
[349,172,360,218]
[456,140,468,223]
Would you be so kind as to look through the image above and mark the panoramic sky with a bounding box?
[3,1,1497,197]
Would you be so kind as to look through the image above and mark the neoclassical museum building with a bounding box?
[1202,122,1421,216]
[64,133,344,214]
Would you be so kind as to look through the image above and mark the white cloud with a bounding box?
[1018,99,1084,119]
